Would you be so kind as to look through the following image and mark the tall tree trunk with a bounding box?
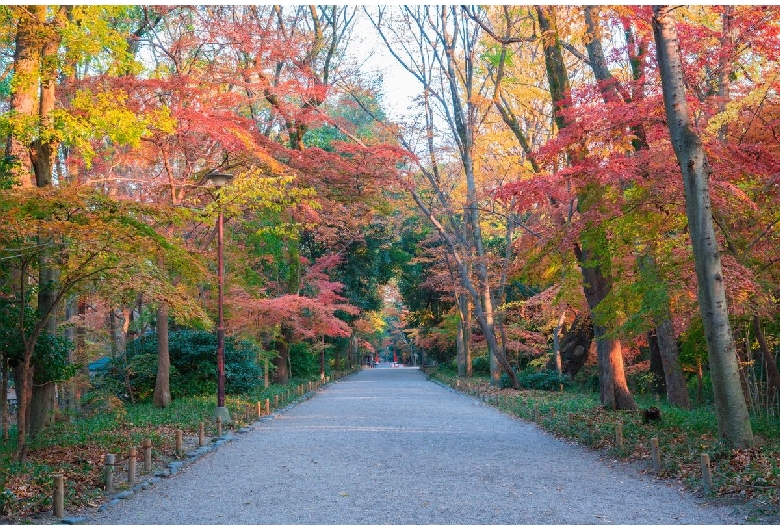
[538,5,635,410]
[654,316,691,408]
[552,311,566,376]
[653,5,753,448]
[153,302,171,408]
[1,356,8,442]
[648,330,667,396]
[751,315,780,405]
[274,326,291,384]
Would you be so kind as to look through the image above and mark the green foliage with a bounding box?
[471,355,491,375]
[514,369,572,391]
[109,329,263,401]
[289,342,320,379]
[0,298,75,381]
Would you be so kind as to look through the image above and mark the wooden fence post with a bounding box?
[650,437,661,474]
[198,422,205,447]
[53,474,64,518]
[586,418,594,439]
[615,424,624,452]
[175,429,183,456]
[701,453,713,492]
[143,439,152,472]
[275,395,279,407]
[567,412,574,426]
[128,447,137,485]
[256,401,263,418]
[549,407,556,419]
[265,398,270,415]
[105,454,115,493]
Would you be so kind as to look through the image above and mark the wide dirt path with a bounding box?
[90,367,739,524]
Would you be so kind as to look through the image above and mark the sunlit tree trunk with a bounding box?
[537,4,635,410]
[653,5,752,447]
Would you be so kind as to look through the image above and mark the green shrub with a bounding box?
[516,369,571,391]
[471,355,491,375]
[109,330,263,401]
[289,342,320,379]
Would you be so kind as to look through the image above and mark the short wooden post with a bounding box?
[216,417,222,438]
[105,454,115,493]
[456,380,460,388]
[143,439,152,472]
[274,395,279,407]
[198,422,205,447]
[701,453,713,492]
[586,418,594,438]
[533,404,540,423]
[567,412,574,426]
[128,447,137,485]
[615,424,624,452]
[53,473,64,518]
[265,398,270,415]
[175,429,183,456]
[549,407,555,419]
[256,401,263,418]
[650,437,661,474]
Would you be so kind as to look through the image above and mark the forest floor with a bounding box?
[68,367,768,524]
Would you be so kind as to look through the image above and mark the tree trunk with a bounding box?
[653,5,753,448]
[14,361,32,461]
[2,356,8,441]
[538,5,635,410]
[654,316,691,408]
[153,302,171,408]
[274,326,291,384]
[648,330,667,396]
[578,239,637,410]
[552,310,566,375]
[751,314,780,405]
[546,313,593,377]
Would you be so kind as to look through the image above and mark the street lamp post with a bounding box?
[206,171,233,424]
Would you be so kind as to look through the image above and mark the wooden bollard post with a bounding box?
[256,401,263,418]
[175,429,183,456]
[615,424,624,452]
[265,398,270,415]
[549,407,556,419]
[53,473,64,518]
[567,412,574,426]
[533,404,540,422]
[216,417,222,438]
[650,437,661,474]
[701,453,713,492]
[586,418,594,438]
[128,447,137,485]
[143,439,152,472]
[274,395,279,407]
[198,422,205,447]
[105,454,115,493]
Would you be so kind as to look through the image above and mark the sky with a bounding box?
[346,8,421,122]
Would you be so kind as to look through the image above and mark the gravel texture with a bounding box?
[88,366,743,525]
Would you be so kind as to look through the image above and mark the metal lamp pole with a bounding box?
[206,171,233,424]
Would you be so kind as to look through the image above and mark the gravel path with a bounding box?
[89,366,741,525]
